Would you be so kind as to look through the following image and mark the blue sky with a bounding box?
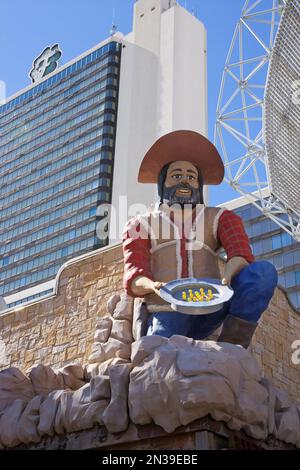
[0,0,247,206]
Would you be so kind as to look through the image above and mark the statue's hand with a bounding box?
[222,256,249,286]
[153,281,167,297]
[131,277,166,297]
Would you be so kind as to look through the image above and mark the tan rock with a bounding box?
[107,294,121,315]
[38,390,65,437]
[88,338,131,364]
[132,299,149,340]
[16,395,45,445]
[102,363,132,433]
[112,294,134,321]
[94,316,113,343]
[131,336,168,366]
[28,365,65,395]
[90,375,111,400]
[110,319,133,344]
[129,337,270,439]
[0,367,34,412]
[260,378,276,435]
[57,364,85,390]
[84,358,130,380]
[272,387,300,446]
[28,364,85,395]
[54,384,109,434]
[0,399,27,448]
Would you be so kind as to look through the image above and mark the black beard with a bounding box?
[162,183,202,208]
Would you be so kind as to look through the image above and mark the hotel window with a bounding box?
[1,256,10,267]
[89,207,97,217]
[272,234,282,250]
[281,232,292,247]
[295,271,300,285]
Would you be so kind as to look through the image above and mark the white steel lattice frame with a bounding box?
[215,0,300,241]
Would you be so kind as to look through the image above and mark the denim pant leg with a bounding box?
[228,260,278,323]
[146,306,229,340]
[146,311,192,338]
[188,306,228,340]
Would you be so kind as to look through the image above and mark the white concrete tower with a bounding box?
[110,0,208,241]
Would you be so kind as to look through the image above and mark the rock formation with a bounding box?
[0,294,299,449]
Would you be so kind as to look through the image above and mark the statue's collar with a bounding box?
[147,202,206,223]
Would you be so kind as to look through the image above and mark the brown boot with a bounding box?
[218,314,258,349]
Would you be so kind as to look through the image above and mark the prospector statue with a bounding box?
[122,130,278,348]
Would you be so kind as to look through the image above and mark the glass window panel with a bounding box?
[281,232,292,247]
[289,292,298,307]
[252,241,264,256]
[272,234,282,250]
[278,274,286,287]
[2,256,10,267]
[285,271,296,288]
[293,250,300,264]
[273,254,283,269]
[283,252,294,267]
[262,238,272,252]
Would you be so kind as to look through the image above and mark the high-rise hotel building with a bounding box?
[1,0,208,308]
[220,191,300,313]
[0,42,121,305]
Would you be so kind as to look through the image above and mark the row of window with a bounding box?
[0,191,110,252]
[7,289,55,309]
[0,263,62,296]
[0,85,117,161]
[251,232,295,256]
[1,136,113,204]
[235,205,262,222]
[0,178,103,229]
[0,61,118,142]
[0,222,96,277]
[0,206,95,255]
[0,161,112,218]
[1,112,115,177]
[287,291,300,310]
[0,41,120,116]
[0,84,116,165]
[0,235,96,296]
[278,271,300,290]
[265,249,300,271]
[271,232,294,250]
[0,118,113,200]
[245,218,277,238]
[1,73,117,148]
[1,130,114,189]
[0,191,99,239]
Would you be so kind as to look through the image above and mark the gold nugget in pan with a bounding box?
[181,288,215,302]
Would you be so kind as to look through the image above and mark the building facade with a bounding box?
[0,41,122,305]
[220,194,300,312]
[1,0,208,308]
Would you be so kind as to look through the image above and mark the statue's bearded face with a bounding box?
[163,161,202,207]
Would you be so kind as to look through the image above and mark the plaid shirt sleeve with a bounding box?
[217,210,255,263]
[122,217,153,297]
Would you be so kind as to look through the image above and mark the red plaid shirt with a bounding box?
[122,209,254,297]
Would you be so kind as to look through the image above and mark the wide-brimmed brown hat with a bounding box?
[138,130,224,185]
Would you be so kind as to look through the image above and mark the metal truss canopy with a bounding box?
[215,0,300,241]
[265,0,300,217]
